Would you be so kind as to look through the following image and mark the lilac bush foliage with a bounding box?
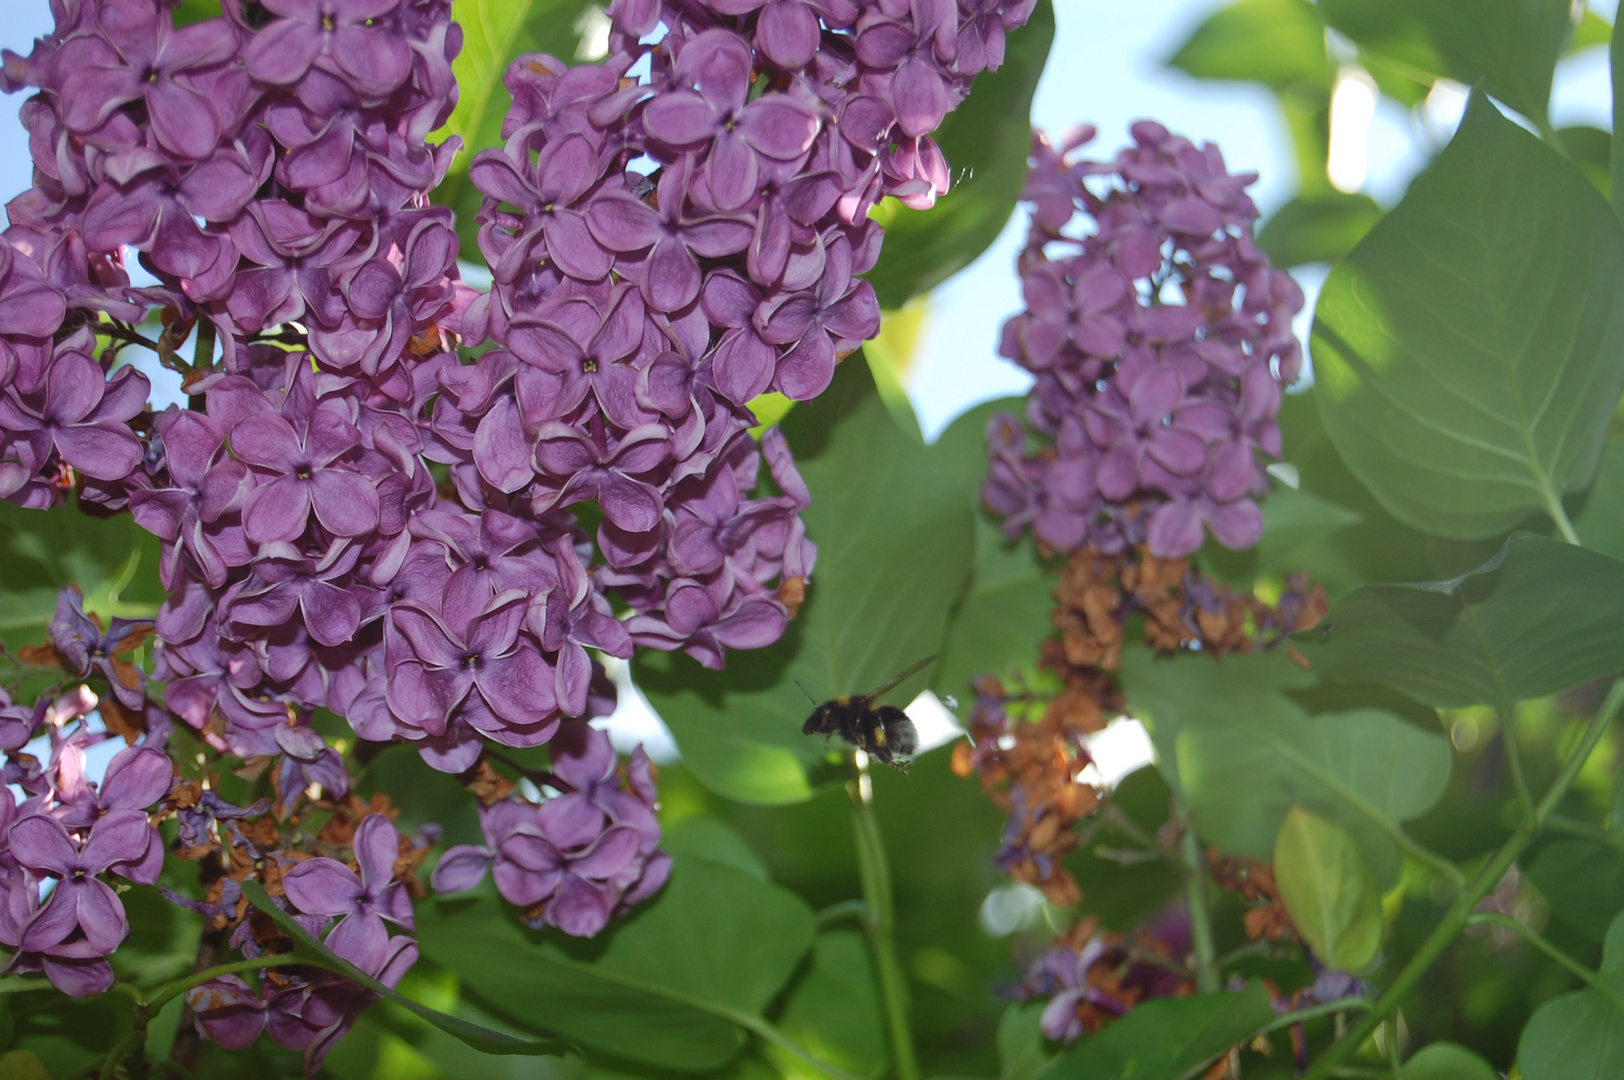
[0,0,1040,1060]
[984,123,1304,558]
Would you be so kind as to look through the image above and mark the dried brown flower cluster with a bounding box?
[1208,849,1298,943]
[956,543,1327,905]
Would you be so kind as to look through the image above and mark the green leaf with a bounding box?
[416,857,815,1071]
[1518,910,1624,1080]
[1559,125,1612,200]
[0,499,164,644]
[1167,0,1332,92]
[1527,840,1624,940]
[1318,0,1572,123]
[932,397,1054,706]
[1402,1043,1499,1080]
[863,0,1054,308]
[1573,436,1624,560]
[1570,10,1612,53]
[662,816,771,882]
[997,1003,1055,1080]
[1310,91,1624,541]
[1273,806,1384,971]
[432,0,595,255]
[635,359,976,804]
[1298,533,1624,708]
[0,1050,48,1080]
[1615,11,1624,216]
[242,881,569,1059]
[1255,191,1383,267]
[771,931,887,1080]
[1041,983,1275,1080]
[1120,650,1452,886]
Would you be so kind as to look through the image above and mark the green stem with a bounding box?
[1260,997,1374,1035]
[1546,814,1624,852]
[146,954,307,1017]
[815,899,869,929]
[1545,486,1581,545]
[847,771,919,1080]
[1179,813,1219,993]
[1468,913,1624,1012]
[1496,691,1537,820]
[191,318,216,373]
[1301,679,1624,1080]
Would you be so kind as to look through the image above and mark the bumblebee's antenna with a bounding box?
[794,679,819,705]
[862,654,940,702]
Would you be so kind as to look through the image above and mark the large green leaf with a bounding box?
[1318,0,1572,123]
[1310,92,1624,540]
[1255,191,1383,268]
[1273,807,1384,971]
[1528,840,1624,940]
[864,0,1054,309]
[771,931,886,1079]
[417,858,815,1071]
[433,0,595,257]
[932,397,1054,707]
[1402,1043,1499,1080]
[1040,984,1275,1080]
[635,359,977,804]
[1518,909,1624,1080]
[1298,533,1624,708]
[0,499,164,646]
[1167,0,1331,92]
[1121,650,1452,887]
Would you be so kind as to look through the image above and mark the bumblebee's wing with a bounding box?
[861,654,939,702]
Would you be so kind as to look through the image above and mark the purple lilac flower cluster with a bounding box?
[0,715,171,998]
[452,0,1038,664]
[0,0,1039,1052]
[184,812,422,1070]
[431,722,668,937]
[983,123,1305,559]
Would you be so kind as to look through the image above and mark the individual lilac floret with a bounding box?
[282,813,415,974]
[47,587,155,710]
[984,123,1303,559]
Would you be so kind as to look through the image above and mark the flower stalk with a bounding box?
[848,765,919,1080]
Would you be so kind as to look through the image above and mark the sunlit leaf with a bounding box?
[1318,0,1571,122]
[1273,806,1383,970]
[432,0,596,256]
[1167,0,1331,91]
[1311,93,1624,541]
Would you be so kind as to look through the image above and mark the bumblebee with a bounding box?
[801,655,937,772]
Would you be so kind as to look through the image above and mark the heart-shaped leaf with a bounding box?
[1402,1043,1500,1080]
[1311,92,1624,540]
